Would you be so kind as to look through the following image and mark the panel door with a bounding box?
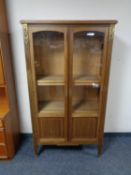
[0,48,4,85]
[29,26,68,143]
[69,26,108,143]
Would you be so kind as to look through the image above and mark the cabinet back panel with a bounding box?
[73,36,103,77]
[37,86,64,101]
[72,86,99,101]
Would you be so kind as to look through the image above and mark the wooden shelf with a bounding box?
[37,75,64,86]
[73,75,100,86]
[72,100,99,117]
[38,101,64,117]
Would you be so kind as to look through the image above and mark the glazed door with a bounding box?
[69,27,108,143]
[29,26,68,143]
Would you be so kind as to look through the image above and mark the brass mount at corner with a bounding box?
[23,24,28,44]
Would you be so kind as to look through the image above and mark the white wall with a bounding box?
[5,0,131,133]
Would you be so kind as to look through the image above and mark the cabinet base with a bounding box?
[34,141,103,156]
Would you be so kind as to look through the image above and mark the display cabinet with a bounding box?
[21,20,117,155]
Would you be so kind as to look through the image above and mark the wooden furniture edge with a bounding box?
[20,20,118,25]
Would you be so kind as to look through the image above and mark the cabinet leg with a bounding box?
[34,143,39,156]
[97,144,103,156]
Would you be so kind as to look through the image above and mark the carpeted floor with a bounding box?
[0,134,131,175]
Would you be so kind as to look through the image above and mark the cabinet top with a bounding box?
[20,20,118,25]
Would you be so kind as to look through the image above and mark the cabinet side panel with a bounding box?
[22,24,39,151]
[98,25,115,146]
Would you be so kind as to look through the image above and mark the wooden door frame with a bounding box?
[68,26,109,143]
[24,24,69,150]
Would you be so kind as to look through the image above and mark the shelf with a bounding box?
[72,100,99,117]
[37,75,64,86]
[38,101,64,117]
[73,75,100,86]
[37,75,100,86]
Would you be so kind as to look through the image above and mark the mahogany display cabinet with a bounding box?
[21,20,117,155]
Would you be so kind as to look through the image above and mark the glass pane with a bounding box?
[72,31,104,117]
[37,86,64,116]
[72,86,99,117]
[33,31,64,85]
[73,31,104,84]
[33,31,65,115]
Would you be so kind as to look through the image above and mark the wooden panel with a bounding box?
[38,117,65,140]
[0,120,3,128]
[0,130,5,143]
[39,138,65,144]
[3,113,15,159]
[0,145,7,158]
[0,87,9,118]
[0,51,4,85]
[0,0,8,33]
[72,117,98,139]
[97,25,115,155]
